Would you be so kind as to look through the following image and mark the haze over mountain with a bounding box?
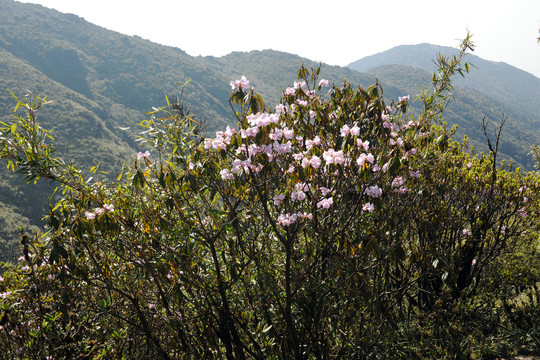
[0,0,538,261]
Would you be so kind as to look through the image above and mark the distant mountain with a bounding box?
[0,0,538,261]
[348,43,540,129]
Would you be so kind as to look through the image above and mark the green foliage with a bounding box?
[1,0,539,261]
[531,144,540,171]
[0,35,539,359]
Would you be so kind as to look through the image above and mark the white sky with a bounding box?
[16,0,540,78]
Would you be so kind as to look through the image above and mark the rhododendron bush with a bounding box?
[0,36,539,359]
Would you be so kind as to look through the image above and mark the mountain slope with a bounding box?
[368,64,540,169]
[348,43,540,125]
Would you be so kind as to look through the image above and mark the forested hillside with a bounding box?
[348,44,540,164]
[365,64,540,168]
[348,42,540,119]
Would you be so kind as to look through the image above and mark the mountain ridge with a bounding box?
[348,43,540,121]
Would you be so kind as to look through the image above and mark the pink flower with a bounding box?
[251,164,263,173]
[357,139,370,151]
[471,259,477,266]
[320,187,332,196]
[137,151,150,160]
[291,190,306,202]
[518,207,527,217]
[85,212,96,220]
[269,128,283,141]
[297,212,313,220]
[220,169,234,180]
[240,126,258,138]
[305,136,321,149]
[317,197,334,209]
[357,153,375,167]
[282,127,294,140]
[275,104,286,115]
[323,149,345,165]
[224,125,236,137]
[350,123,360,136]
[362,203,375,212]
[284,87,296,96]
[319,79,329,87]
[301,155,322,169]
[273,194,285,206]
[230,76,250,92]
[277,213,297,227]
[103,204,114,212]
[274,141,292,155]
[398,95,410,102]
[286,164,295,173]
[211,137,227,150]
[295,99,308,107]
[340,124,351,137]
[364,185,382,198]
[391,177,404,188]
[293,81,306,89]
[309,110,317,119]
[232,159,252,174]
[94,207,106,216]
[248,113,274,127]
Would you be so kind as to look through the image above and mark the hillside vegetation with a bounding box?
[0,34,539,357]
[0,0,538,264]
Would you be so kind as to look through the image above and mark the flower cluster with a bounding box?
[137,151,150,160]
[85,203,114,220]
[204,126,236,150]
[202,76,417,227]
[277,211,314,227]
[230,76,250,92]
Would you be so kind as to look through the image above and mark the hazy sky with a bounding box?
[17,0,540,78]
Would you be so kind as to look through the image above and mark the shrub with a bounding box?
[0,35,538,359]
